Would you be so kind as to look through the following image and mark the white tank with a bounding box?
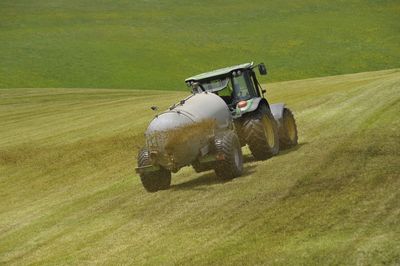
[145,92,232,170]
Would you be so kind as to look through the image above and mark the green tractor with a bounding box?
[185,62,298,163]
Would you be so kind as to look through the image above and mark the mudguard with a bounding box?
[237,99,286,127]
[270,103,286,126]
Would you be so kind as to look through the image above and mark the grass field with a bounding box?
[1,0,399,90]
[0,69,399,264]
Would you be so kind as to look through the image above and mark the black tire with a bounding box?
[214,131,243,180]
[279,108,298,149]
[242,109,279,160]
[137,148,171,192]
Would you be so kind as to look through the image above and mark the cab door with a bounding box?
[232,71,258,102]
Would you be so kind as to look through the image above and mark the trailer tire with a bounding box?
[214,131,243,180]
[242,109,279,160]
[138,148,171,192]
[279,108,298,149]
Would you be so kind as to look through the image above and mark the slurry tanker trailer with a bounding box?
[136,62,298,192]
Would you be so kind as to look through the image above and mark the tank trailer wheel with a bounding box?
[137,148,171,192]
[214,131,243,180]
[243,109,279,160]
[279,108,298,149]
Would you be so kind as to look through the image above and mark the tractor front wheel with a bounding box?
[279,108,298,149]
[137,148,171,192]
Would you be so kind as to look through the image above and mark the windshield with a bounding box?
[199,78,229,92]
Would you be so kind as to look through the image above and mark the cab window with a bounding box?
[232,72,257,101]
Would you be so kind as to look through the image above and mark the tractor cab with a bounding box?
[185,62,267,112]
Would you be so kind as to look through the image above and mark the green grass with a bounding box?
[1,0,399,90]
[1,69,399,264]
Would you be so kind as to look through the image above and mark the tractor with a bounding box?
[136,62,298,192]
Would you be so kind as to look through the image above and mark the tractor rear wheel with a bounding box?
[214,131,243,180]
[137,148,171,192]
[242,109,279,160]
[279,108,298,149]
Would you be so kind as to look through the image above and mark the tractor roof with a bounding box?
[185,62,253,82]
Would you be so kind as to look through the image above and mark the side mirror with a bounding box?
[258,63,267,75]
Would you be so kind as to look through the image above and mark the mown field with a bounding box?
[1,69,399,265]
[1,0,399,90]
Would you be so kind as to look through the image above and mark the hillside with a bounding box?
[1,0,399,90]
[0,69,399,264]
